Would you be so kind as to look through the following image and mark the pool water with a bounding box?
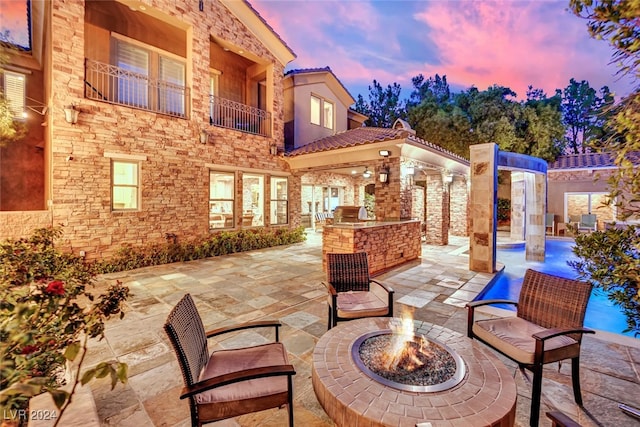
[476,239,634,337]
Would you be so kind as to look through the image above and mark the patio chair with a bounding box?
[545,213,555,236]
[578,214,597,232]
[546,411,582,427]
[324,252,394,329]
[466,269,594,427]
[164,293,296,427]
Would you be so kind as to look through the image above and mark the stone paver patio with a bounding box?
[75,232,640,426]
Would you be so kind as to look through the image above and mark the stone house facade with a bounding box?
[1,0,297,259]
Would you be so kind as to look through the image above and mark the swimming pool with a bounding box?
[476,239,634,337]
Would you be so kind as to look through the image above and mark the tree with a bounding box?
[561,78,611,153]
[568,0,640,336]
[353,80,404,127]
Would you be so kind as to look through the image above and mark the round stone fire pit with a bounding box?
[312,317,516,427]
[352,330,466,392]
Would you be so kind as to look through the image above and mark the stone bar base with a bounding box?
[322,220,421,276]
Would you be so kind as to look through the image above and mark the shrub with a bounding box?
[95,226,307,273]
[0,227,129,426]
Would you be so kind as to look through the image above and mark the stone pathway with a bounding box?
[77,232,640,427]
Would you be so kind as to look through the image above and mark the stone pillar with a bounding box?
[525,172,546,261]
[469,143,498,273]
[510,172,525,241]
[450,177,469,237]
[425,174,448,245]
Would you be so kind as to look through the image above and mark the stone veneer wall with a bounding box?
[45,0,294,259]
[322,221,421,276]
[449,177,468,236]
[375,158,402,220]
[425,174,448,245]
[0,211,52,240]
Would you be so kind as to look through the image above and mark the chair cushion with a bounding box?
[196,342,289,404]
[473,317,580,365]
[331,291,389,319]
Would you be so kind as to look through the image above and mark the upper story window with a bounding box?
[2,71,26,119]
[112,160,139,211]
[310,94,334,129]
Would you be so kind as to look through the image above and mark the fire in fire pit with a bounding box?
[351,315,465,392]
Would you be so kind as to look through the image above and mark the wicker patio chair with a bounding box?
[466,269,594,427]
[164,294,296,427]
[324,252,394,329]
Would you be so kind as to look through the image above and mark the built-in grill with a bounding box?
[333,206,368,223]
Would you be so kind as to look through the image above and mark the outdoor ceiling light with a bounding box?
[363,167,372,179]
[379,149,390,157]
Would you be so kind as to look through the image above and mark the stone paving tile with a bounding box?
[75,232,640,427]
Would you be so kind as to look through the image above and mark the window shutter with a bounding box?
[3,71,26,119]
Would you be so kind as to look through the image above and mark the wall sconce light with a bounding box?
[443,173,454,184]
[379,166,390,183]
[199,129,209,144]
[362,167,372,179]
[63,105,79,124]
[406,165,415,175]
[270,144,278,155]
[379,149,390,157]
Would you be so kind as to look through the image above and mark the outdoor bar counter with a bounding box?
[322,219,421,276]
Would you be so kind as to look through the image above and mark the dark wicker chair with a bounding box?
[466,269,594,427]
[324,252,394,330]
[164,294,296,427]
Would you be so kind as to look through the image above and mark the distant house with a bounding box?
[547,152,640,230]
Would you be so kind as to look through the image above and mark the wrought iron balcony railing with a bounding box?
[85,59,190,118]
[209,95,271,137]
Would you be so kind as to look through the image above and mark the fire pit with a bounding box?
[353,329,465,392]
[312,317,516,427]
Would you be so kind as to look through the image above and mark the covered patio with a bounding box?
[32,233,640,427]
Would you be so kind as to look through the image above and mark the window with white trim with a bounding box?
[565,192,615,223]
[242,173,264,227]
[112,160,139,210]
[2,71,26,119]
[209,171,235,229]
[270,177,288,225]
[310,94,334,129]
[323,100,334,129]
[310,94,321,126]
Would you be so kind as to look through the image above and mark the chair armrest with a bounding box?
[532,327,595,341]
[546,411,582,427]
[466,299,518,309]
[322,281,338,296]
[370,279,394,293]
[206,320,282,339]
[466,299,518,338]
[180,364,296,399]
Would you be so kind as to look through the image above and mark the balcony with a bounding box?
[209,95,271,137]
[84,59,190,119]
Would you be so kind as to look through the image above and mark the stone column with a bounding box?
[525,172,546,261]
[510,172,525,241]
[450,177,469,237]
[469,143,498,273]
[425,174,448,245]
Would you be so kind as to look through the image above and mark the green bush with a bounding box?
[95,227,307,273]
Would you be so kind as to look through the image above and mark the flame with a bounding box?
[383,308,430,371]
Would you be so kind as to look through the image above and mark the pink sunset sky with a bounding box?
[251,0,634,102]
[0,1,633,103]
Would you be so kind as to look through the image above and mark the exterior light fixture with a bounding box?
[362,167,372,179]
[443,173,454,184]
[379,149,390,157]
[379,166,390,183]
[199,129,209,144]
[63,105,79,124]
[270,144,278,155]
[406,165,415,175]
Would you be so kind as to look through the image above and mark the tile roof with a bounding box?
[286,127,468,164]
[548,152,640,170]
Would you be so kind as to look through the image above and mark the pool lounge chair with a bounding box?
[545,213,555,236]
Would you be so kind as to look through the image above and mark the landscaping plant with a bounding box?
[0,227,129,426]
